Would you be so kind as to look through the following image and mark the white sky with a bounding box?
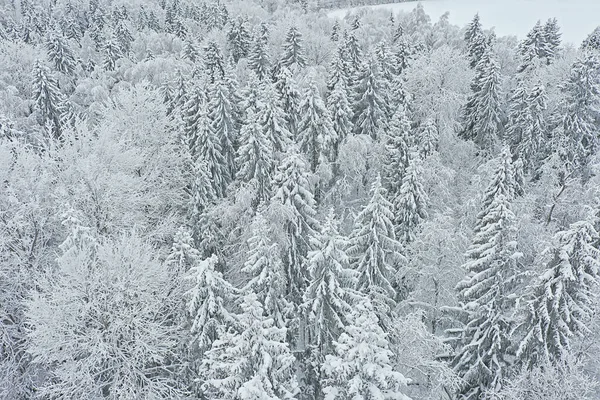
[328,0,600,45]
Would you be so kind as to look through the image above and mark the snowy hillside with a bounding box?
[329,0,600,45]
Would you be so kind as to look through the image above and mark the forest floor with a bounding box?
[328,0,600,44]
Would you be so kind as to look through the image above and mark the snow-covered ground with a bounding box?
[328,0,600,45]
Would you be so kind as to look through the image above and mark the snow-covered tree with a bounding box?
[280,26,306,70]
[26,233,185,399]
[204,41,226,84]
[559,52,600,169]
[418,118,439,158]
[297,80,337,172]
[166,227,201,277]
[326,78,352,160]
[258,82,292,153]
[352,57,388,139]
[459,45,503,150]
[464,13,488,68]
[581,26,600,52]
[45,32,76,75]
[347,175,405,325]
[201,293,299,400]
[275,66,301,136]
[185,254,237,357]
[227,16,251,62]
[303,209,356,357]
[32,60,64,139]
[518,81,547,172]
[383,106,412,195]
[542,18,561,62]
[449,148,520,400]
[242,214,290,327]
[343,30,363,77]
[185,93,229,198]
[236,109,275,206]
[248,22,271,80]
[270,151,319,307]
[321,299,411,400]
[394,155,429,244]
[208,81,238,181]
[517,220,600,368]
[103,34,123,71]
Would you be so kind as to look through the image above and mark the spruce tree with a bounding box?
[248,22,271,80]
[201,293,299,400]
[559,52,600,169]
[258,82,292,153]
[464,13,487,68]
[518,81,547,172]
[327,78,353,160]
[185,254,238,357]
[459,45,503,150]
[330,20,340,42]
[236,109,275,206]
[45,32,76,75]
[32,60,64,139]
[347,175,405,326]
[166,227,201,276]
[204,41,225,84]
[505,76,531,149]
[182,39,199,63]
[271,151,319,309]
[418,118,439,158]
[352,57,387,139]
[275,66,301,137]
[450,148,520,400]
[297,80,337,172]
[208,81,237,182]
[189,158,216,235]
[517,220,600,369]
[242,214,291,327]
[103,34,122,71]
[394,155,428,244]
[303,209,355,358]
[343,30,362,77]
[542,18,561,62]
[326,45,349,92]
[115,19,133,55]
[384,105,412,195]
[321,299,411,400]
[185,94,229,198]
[280,26,306,70]
[227,16,251,62]
[581,26,600,51]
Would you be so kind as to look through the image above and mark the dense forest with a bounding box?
[2,0,600,399]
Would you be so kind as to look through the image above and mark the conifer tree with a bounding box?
[303,209,355,358]
[280,26,306,70]
[240,71,262,117]
[32,60,64,139]
[518,81,547,172]
[343,30,362,77]
[384,106,412,194]
[204,41,225,84]
[518,21,546,65]
[352,57,387,139]
[115,19,133,55]
[227,16,251,62]
[185,254,237,358]
[450,148,520,400]
[297,81,337,172]
[330,20,340,42]
[347,175,404,326]
[581,26,600,51]
[258,82,292,154]
[271,151,319,306]
[418,118,439,158]
[459,45,503,150]
[322,299,411,400]
[542,18,561,62]
[182,38,199,63]
[242,214,291,326]
[201,293,299,400]
[327,78,353,160]
[208,81,237,181]
[275,66,301,137]
[189,157,217,236]
[185,95,229,198]
[464,13,487,68]
[505,76,530,148]
[45,32,76,75]
[559,52,600,169]
[248,22,271,80]
[394,155,428,244]
[103,35,122,71]
[326,45,349,92]
[166,227,201,277]
[517,220,600,369]
[236,109,275,205]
